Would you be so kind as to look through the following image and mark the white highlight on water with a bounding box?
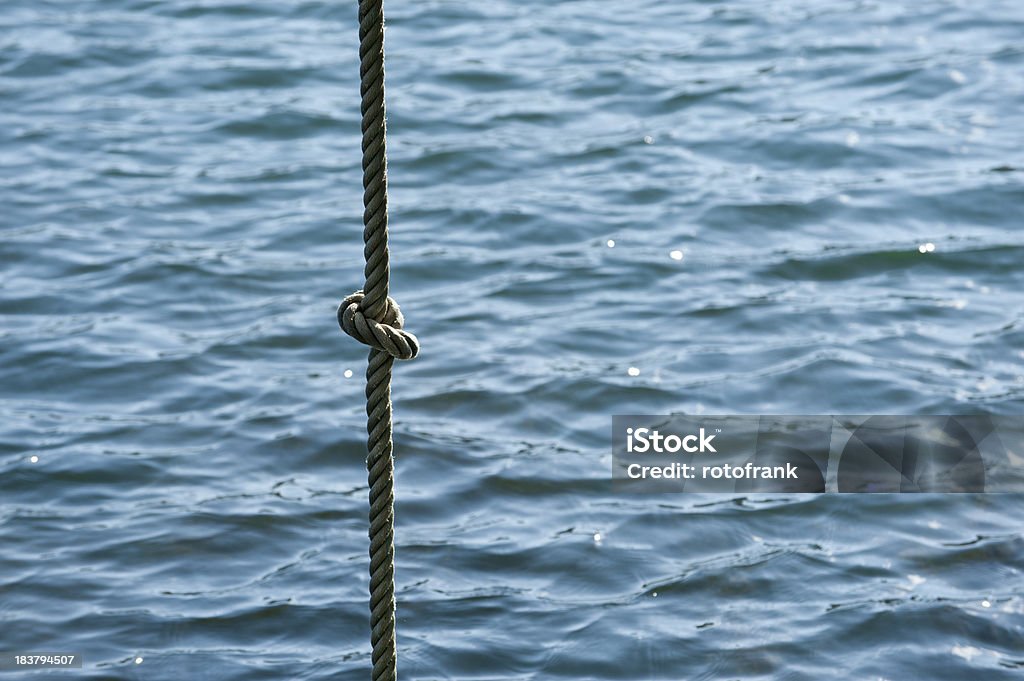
[343,369,353,378]
[918,242,936,253]
[606,239,615,248]
[951,645,981,661]
[30,455,38,463]
[627,367,640,377]
[670,250,683,261]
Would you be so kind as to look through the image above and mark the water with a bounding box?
[2,0,1023,678]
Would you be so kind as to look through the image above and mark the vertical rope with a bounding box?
[357,0,389,321]
[338,2,419,680]
[365,347,397,681]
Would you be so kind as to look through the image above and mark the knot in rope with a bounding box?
[338,291,419,360]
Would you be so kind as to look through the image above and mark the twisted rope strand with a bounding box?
[358,0,390,321]
[366,349,396,681]
[338,2,419,680]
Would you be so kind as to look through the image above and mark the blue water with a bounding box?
[2,0,1023,678]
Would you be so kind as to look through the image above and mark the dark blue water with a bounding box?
[2,0,1023,678]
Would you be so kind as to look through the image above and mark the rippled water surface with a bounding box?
[2,0,1024,678]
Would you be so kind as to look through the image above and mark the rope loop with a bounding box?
[338,290,419,360]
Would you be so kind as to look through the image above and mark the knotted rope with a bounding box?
[338,2,418,679]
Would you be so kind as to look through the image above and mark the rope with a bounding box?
[338,2,419,679]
